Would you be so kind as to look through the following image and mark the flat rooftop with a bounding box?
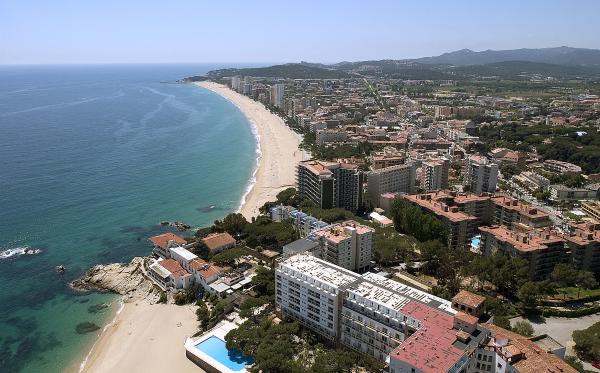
[479,225,565,253]
[312,221,374,243]
[403,194,477,223]
[278,253,360,289]
[170,246,197,261]
[362,272,455,315]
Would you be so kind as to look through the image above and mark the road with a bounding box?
[511,313,600,371]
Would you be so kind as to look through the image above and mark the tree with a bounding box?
[196,300,209,329]
[564,355,585,372]
[390,199,448,243]
[552,264,598,299]
[251,266,275,297]
[574,271,598,299]
[210,247,246,266]
[517,282,542,309]
[191,239,210,259]
[572,321,600,363]
[493,316,512,330]
[214,213,248,236]
[512,320,534,337]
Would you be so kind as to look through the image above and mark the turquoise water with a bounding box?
[0,64,259,372]
[195,336,254,371]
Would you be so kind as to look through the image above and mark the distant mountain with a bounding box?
[415,47,600,66]
[206,63,350,80]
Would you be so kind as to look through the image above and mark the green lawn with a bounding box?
[556,287,600,300]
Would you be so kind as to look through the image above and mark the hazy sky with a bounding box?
[2,0,599,64]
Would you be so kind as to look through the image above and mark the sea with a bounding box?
[0,64,261,372]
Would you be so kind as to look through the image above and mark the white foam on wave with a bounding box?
[237,117,262,214]
[194,83,263,215]
[0,246,42,259]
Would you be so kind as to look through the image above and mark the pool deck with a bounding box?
[184,318,250,373]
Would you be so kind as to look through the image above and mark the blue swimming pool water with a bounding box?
[471,237,481,248]
[195,336,254,371]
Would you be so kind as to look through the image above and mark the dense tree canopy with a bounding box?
[390,199,448,243]
[573,321,600,363]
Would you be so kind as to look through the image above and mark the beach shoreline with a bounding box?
[195,81,305,220]
[77,301,201,373]
[75,80,303,373]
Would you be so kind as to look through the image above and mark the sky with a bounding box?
[1,0,600,64]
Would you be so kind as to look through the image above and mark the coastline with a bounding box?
[75,81,304,372]
[195,81,305,220]
[77,301,201,373]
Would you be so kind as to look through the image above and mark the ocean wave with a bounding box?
[0,246,42,259]
[237,117,262,213]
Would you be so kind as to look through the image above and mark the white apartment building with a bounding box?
[275,254,361,340]
[466,155,499,194]
[276,254,574,373]
[311,221,374,272]
[316,129,348,145]
[367,162,416,198]
[270,83,285,108]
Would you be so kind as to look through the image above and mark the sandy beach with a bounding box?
[195,81,305,220]
[78,302,201,373]
[76,81,303,373]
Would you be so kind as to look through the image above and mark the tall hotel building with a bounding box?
[367,162,416,198]
[297,160,364,211]
[465,155,499,194]
[276,254,576,373]
[270,83,285,109]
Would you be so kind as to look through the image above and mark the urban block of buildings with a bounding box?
[275,253,576,373]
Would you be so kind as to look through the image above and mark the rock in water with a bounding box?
[88,303,109,314]
[76,322,100,334]
[71,257,159,303]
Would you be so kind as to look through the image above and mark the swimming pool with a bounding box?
[471,236,481,248]
[194,335,254,372]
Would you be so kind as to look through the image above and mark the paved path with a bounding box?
[511,313,600,371]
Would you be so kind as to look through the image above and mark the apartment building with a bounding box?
[297,160,364,211]
[275,254,360,340]
[370,146,405,169]
[316,129,348,145]
[490,195,552,229]
[402,193,478,250]
[270,83,285,108]
[465,155,499,194]
[421,158,449,191]
[581,201,600,222]
[478,226,568,280]
[367,162,416,199]
[311,220,374,272]
[270,205,329,237]
[562,222,600,275]
[276,254,575,373]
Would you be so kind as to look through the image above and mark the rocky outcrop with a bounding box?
[72,257,160,303]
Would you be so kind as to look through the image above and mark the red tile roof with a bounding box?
[452,290,486,309]
[159,259,189,278]
[189,258,224,279]
[202,232,236,251]
[391,301,464,373]
[483,324,578,373]
[149,233,187,250]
